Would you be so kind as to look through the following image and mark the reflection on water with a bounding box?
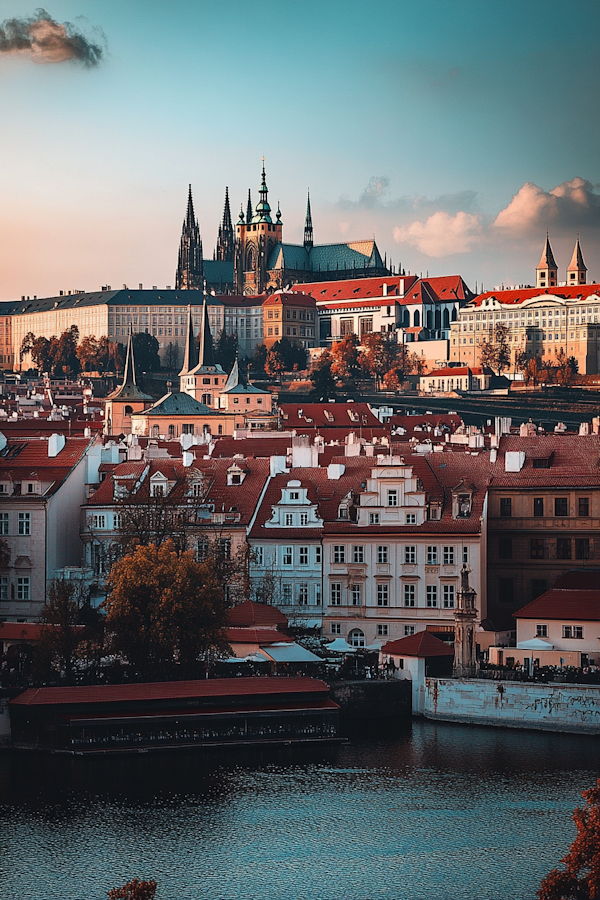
[0,720,598,900]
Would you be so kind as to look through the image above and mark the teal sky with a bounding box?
[0,0,599,300]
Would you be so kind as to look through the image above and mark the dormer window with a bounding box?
[289,491,299,500]
[150,474,169,497]
[226,464,246,486]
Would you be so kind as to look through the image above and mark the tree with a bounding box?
[103,541,230,678]
[133,332,161,372]
[163,341,180,372]
[524,357,542,386]
[359,333,398,388]
[213,330,237,373]
[109,341,126,375]
[265,346,286,380]
[54,325,80,376]
[537,777,600,900]
[77,335,102,373]
[478,324,511,374]
[108,879,158,900]
[330,334,361,385]
[309,352,337,400]
[35,580,84,683]
[252,343,268,375]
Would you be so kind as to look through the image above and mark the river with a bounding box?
[0,720,598,900]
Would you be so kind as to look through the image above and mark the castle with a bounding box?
[176,162,390,296]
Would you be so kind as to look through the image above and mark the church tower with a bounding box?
[536,233,558,289]
[104,330,152,435]
[175,185,204,290]
[180,300,227,407]
[234,160,283,295]
[304,191,313,252]
[215,187,234,262]
[566,234,587,285]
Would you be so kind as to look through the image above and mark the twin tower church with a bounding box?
[175,162,389,296]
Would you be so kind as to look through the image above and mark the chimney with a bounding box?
[139,283,143,290]
[182,450,193,467]
[48,433,66,458]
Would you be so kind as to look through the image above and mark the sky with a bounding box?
[0,0,599,301]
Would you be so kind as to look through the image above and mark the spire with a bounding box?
[254,157,272,223]
[179,305,199,376]
[304,190,313,251]
[215,187,234,262]
[122,328,137,387]
[536,232,558,289]
[537,232,558,270]
[567,234,587,285]
[223,353,242,391]
[175,184,204,290]
[246,189,253,225]
[197,294,215,367]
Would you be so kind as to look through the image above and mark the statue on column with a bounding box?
[453,563,479,678]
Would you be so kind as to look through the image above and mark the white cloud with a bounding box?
[393,210,482,257]
[494,177,600,233]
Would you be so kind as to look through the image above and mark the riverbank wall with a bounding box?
[423,678,600,734]
[328,679,411,722]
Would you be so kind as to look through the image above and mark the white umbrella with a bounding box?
[324,638,357,654]
[517,638,554,650]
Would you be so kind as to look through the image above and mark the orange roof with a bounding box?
[468,283,600,308]
[291,275,418,303]
[382,631,454,658]
[514,589,600,621]
[263,292,316,308]
[228,600,288,629]
[424,366,484,377]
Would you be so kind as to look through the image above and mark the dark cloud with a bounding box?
[0,7,105,66]
[337,177,479,216]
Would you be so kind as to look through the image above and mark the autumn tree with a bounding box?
[34,579,86,683]
[108,879,157,900]
[103,541,230,678]
[265,346,286,380]
[478,324,511,374]
[20,334,56,373]
[330,334,361,385]
[537,777,600,900]
[309,352,337,400]
[252,343,268,375]
[359,333,399,388]
[53,325,80,376]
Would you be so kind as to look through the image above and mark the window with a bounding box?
[554,498,569,517]
[556,538,572,560]
[377,584,389,607]
[369,513,380,525]
[404,584,415,607]
[352,545,364,564]
[282,546,293,566]
[299,546,308,565]
[350,584,362,606]
[18,513,30,536]
[298,584,308,605]
[0,512,8,535]
[533,498,544,517]
[462,547,469,564]
[285,513,293,526]
[563,625,583,640]
[443,546,455,565]
[377,624,388,636]
[426,586,438,607]
[217,538,231,560]
[299,513,308,526]
[333,545,345,563]
[443,585,455,608]
[405,546,416,564]
[404,625,415,636]
[387,490,398,507]
[578,498,590,517]
[575,538,590,560]
[289,491,299,500]
[532,578,547,600]
[197,539,209,562]
[331,623,342,635]
[282,584,292,604]
[377,545,388,564]
[530,539,544,560]
[500,498,512,517]
[330,583,342,605]
[426,546,438,565]
[406,513,416,525]
[253,546,264,567]
[499,538,513,560]
[315,584,321,605]
[17,577,30,601]
[498,578,514,605]
[349,629,366,648]
[315,546,322,564]
[0,576,8,600]
[536,624,548,638]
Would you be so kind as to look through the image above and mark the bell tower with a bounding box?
[234,160,283,295]
[566,234,587,285]
[536,233,558,289]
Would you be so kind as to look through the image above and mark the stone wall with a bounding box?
[424,677,600,734]
[328,679,411,722]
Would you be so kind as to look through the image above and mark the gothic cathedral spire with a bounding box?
[175,185,204,290]
[304,190,313,252]
[215,187,234,262]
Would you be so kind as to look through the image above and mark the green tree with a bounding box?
[53,326,80,376]
[213,330,238,373]
[537,778,600,900]
[103,541,230,679]
[309,352,337,400]
[133,332,161,372]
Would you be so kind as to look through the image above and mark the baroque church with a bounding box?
[176,162,390,296]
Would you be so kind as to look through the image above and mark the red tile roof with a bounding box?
[0,623,45,642]
[0,436,94,496]
[553,571,600,591]
[468,284,600,308]
[514,589,600,621]
[382,631,454,657]
[263,292,316,308]
[490,434,600,488]
[423,366,484,377]
[280,403,381,430]
[291,275,419,303]
[228,600,288,628]
[10,676,330,706]
[226,628,294,645]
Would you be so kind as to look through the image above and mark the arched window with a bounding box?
[413,310,420,327]
[434,309,441,330]
[427,310,433,330]
[152,425,160,437]
[443,309,450,329]
[403,309,410,327]
[201,393,212,406]
[124,405,133,417]
[349,629,366,648]
[246,246,255,271]
[451,307,458,322]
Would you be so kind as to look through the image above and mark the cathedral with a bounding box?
[175,163,390,296]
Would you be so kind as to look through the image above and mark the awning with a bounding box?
[324,638,357,654]
[516,638,555,650]
[257,642,322,663]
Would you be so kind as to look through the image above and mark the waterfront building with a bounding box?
[0,433,101,621]
[450,236,600,374]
